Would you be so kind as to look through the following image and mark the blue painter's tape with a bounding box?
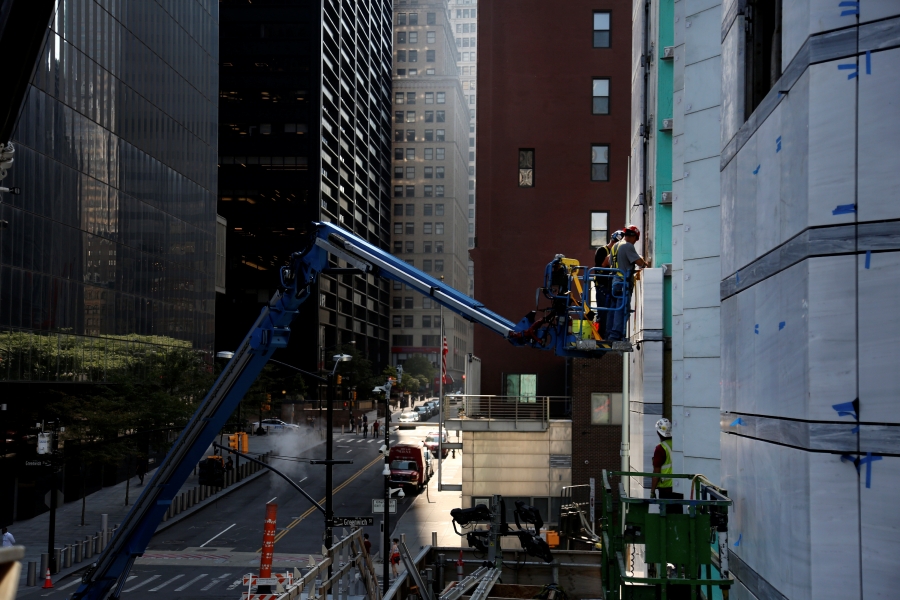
[841,454,859,471]
[730,418,745,427]
[861,453,883,488]
[832,400,858,420]
[838,63,858,79]
[778,321,786,330]
[839,1,860,15]
[832,204,856,215]
[754,324,759,335]
[866,50,871,74]
[865,250,871,269]
[753,165,761,175]
[776,136,782,153]
[852,425,860,434]
[734,533,742,547]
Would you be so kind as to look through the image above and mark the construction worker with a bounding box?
[651,418,683,512]
[602,225,648,341]
[594,230,623,338]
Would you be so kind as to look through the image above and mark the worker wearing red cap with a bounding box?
[601,225,648,341]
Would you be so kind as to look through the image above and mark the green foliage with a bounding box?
[402,355,436,383]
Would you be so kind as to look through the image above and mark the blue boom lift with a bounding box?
[71,222,633,599]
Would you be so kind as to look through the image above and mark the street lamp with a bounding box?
[323,353,351,574]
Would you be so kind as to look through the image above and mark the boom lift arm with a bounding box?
[73,222,630,599]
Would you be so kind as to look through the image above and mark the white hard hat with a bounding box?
[655,418,672,438]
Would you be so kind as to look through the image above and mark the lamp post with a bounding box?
[325,354,351,575]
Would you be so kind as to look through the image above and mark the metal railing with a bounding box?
[443,395,572,426]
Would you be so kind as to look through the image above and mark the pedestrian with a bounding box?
[225,456,234,472]
[136,455,148,486]
[373,419,380,437]
[363,533,372,556]
[650,418,683,513]
[357,415,363,436]
[602,225,648,341]
[362,414,368,438]
[1,527,14,547]
[390,538,401,579]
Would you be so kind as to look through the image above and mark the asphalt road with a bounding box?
[33,407,444,600]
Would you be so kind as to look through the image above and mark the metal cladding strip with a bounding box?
[467,568,502,600]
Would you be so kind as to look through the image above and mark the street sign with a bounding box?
[37,432,52,455]
[328,516,374,528]
[24,459,51,467]
[44,490,64,508]
[372,499,397,514]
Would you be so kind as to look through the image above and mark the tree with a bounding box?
[403,355,436,385]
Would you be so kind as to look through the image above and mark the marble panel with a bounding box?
[673,313,684,360]
[811,0,859,35]
[684,5,723,65]
[683,256,721,309]
[673,43,685,91]
[782,0,810,69]
[808,256,857,421]
[860,0,900,23]
[672,224,684,270]
[683,205,721,260]
[673,131,685,181]
[729,578,760,600]
[860,456,900,597]
[685,55,722,115]
[673,89,685,137]
[641,268,665,330]
[859,424,900,454]
[734,130,758,272]
[672,359,684,406]
[776,259,809,419]
[721,296,738,412]
[721,17,744,149]
[858,251,900,424]
[683,156,721,211]
[683,357,721,408]
[682,455,721,487]
[806,62,856,228]
[779,71,810,243]
[858,47,900,222]
[754,105,783,257]
[683,106,722,162]
[859,15,900,52]
[643,341,664,400]
[686,0,720,19]
[674,0,685,47]
[684,306,720,357]
[721,146,738,276]
[672,176,684,226]
[752,272,781,416]
[858,221,900,251]
[672,267,684,315]
[682,407,722,459]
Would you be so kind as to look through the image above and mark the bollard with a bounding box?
[432,531,437,547]
[53,548,62,574]
[75,541,83,563]
[438,553,445,590]
[200,485,205,501]
[187,490,193,509]
[40,554,48,581]
[64,545,72,568]
[95,533,102,554]
[101,514,109,550]
[425,568,434,594]
[27,561,36,586]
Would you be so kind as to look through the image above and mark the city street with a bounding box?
[19,404,451,599]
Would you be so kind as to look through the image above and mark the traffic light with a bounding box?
[353,390,357,400]
[336,375,342,385]
[228,434,239,451]
[240,432,249,453]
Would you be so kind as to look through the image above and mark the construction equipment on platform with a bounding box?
[558,483,603,550]
[599,470,734,600]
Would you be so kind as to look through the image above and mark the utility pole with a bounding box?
[382,392,391,595]
[38,421,61,572]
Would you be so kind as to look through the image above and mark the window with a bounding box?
[393,296,402,309]
[394,280,402,290]
[435,222,444,234]
[406,222,415,234]
[424,148,434,160]
[409,32,418,43]
[395,92,404,104]
[744,0,782,119]
[405,241,414,253]
[435,203,444,216]
[397,68,406,76]
[463,38,469,48]
[425,130,434,141]
[394,222,403,234]
[425,92,434,104]
[422,335,440,346]
[397,13,407,25]
[394,185,403,197]
[469,208,475,218]
[424,204,433,216]
[393,335,413,345]
[408,12,419,24]
[405,185,416,197]
[425,110,434,122]
[435,240,444,253]
[395,111,404,124]
[406,130,415,141]
[406,148,415,160]
[407,92,416,104]
[592,78,610,114]
[406,111,416,123]
[393,241,403,254]
[404,315,414,328]
[395,129,404,141]
[435,259,444,272]
[404,296,414,309]
[422,315,432,328]
[436,129,445,141]
[463,23,470,33]
[426,50,435,62]
[469,151,474,161]
[436,166,445,179]
[435,185,445,197]
[397,32,407,44]
[406,166,415,178]
[393,315,402,327]
[468,165,475,176]
[518,149,535,187]
[436,148,445,160]
[394,203,404,216]
[394,166,403,179]
[427,31,436,43]
[469,222,474,233]
[436,111,445,122]
[434,315,442,328]
[406,203,415,216]
[425,166,433,178]
[409,50,418,62]
[398,50,407,62]
[423,240,433,252]
[423,259,433,272]
[426,12,436,24]
[426,68,435,75]
[590,212,609,247]
[424,185,434,197]
[591,145,609,181]
[408,68,417,76]
[424,222,433,234]
[593,12,610,48]
[423,298,433,309]
[469,194,475,204]
[590,393,623,424]
[464,9,470,17]
[505,374,537,402]
[469,137,474,147]
[436,92,446,104]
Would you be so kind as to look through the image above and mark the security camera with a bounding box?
[379,444,387,455]
[398,489,405,499]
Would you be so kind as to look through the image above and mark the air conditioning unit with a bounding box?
[661,118,673,131]
[662,46,675,59]
[660,191,673,204]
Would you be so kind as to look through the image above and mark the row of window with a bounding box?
[392,296,443,310]
[396,50,436,63]
[392,240,445,254]
[394,148,446,161]
[393,222,445,235]
[517,146,610,187]
[393,166,445,179]
[393,125,447,141]
[396,31,437,44]
[393,184,445,197]
[396,68,436,76]
[455,23,476,34]
[392,314,443,328]
[392,334,441,347]
[394,203,445,216]
[396,12,437,25]
[460,51,476,62]
[454,8,476,18]
[461,66,476,75]
[456,37,476,48]
[395,91,446,105]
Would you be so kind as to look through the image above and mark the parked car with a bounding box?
[389,443,433,493]
[424,431,449,458]
[398,411,420,428]
[426,400,441,416]
[415,406,430,420]
[251,418,300,433]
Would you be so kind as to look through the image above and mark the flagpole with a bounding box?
[439,276,444,491]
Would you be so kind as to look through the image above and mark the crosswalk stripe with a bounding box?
[174,574,207,591]
[57,577,87,591]
[367,439,378,443]
[149,574,183,591]
[201,573,231,591]
[123,575,160,592]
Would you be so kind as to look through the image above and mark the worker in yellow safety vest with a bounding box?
[651,418,683,509]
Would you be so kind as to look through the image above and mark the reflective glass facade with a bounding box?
[0,0,220,382]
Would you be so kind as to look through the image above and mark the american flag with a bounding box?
[442,336,451,384]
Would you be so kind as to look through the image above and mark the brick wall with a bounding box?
[570,355,622,487]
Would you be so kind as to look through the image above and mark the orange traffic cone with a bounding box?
[42,567,54,589]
